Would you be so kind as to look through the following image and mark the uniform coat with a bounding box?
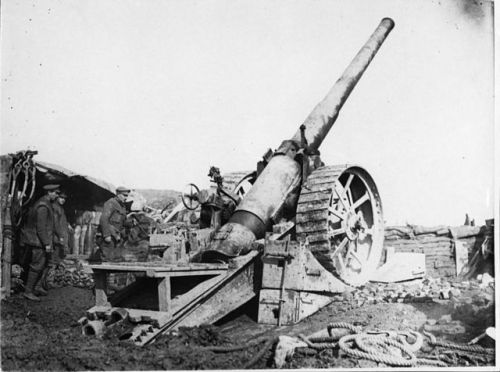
[53,202,69,249]
[99,196,127,240]
[20,195,54,248]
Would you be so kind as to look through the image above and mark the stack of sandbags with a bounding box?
[384,224,492,278]
[46,258,94,289]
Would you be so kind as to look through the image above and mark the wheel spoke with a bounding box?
[347,249,364,265]
[334,182,350,212]
[330,237,348,258]
[336,254,346,273]
[346,187,354,207]
[328,206,347,220]
[344,174,355,191]
[352,192,370,211]
[344,174,355,206]
[330,227,346,237]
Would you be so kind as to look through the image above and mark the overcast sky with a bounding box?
[1,0,495,226]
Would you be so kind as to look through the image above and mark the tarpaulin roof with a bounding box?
[35,160,116,211]
[36,160,116,195]
[0,154,116,212]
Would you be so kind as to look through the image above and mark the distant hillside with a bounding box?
[135,189,182,210]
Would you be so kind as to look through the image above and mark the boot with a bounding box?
[23,270,41,302]
[38,266,50,291]
[34,286,48,296]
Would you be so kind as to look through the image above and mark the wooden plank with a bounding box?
[298,192,331,203]
[296,212,329,225]
[170,273,227,314]
[89,262,227,272]
[303,231,331,244]
[295,221,328,233]
[140,250,261,345]
[174,256,257,328]
[150,269,227,278]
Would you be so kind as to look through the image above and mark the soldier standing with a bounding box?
[53,190,70,260]
[95,186,130,261]
[19,184,60,301]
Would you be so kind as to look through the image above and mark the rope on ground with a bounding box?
[298,334,337,350]
[242,336,278,369]
[416,358,448,367]
[441,350,491,365]
[308,336,339,343]
[338,327,448,367]
[397,330,424,353]
[339,333,417,367]
[423,331,495,355]
[327,322,362,336]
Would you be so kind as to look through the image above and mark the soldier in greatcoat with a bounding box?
[52,190,70,260]
[94,186,130,261]
[19,184,60,301]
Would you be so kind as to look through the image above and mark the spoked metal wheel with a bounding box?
[181,183,201,210]
[296,165,384,286]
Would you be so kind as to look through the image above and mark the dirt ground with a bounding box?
[1,280,496,371]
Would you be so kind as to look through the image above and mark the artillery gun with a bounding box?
[83,18,395,344]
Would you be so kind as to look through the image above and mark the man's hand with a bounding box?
[115,235,121,242]
[45,245,53,253]
[104,236,112,243]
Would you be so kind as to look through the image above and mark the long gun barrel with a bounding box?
[291,17,394,152]
[206,18,395,258]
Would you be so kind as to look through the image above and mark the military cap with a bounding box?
[116,186,131,194]
[43,184,60,191]
[58,191,68,198]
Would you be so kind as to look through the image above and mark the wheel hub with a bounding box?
[344,211,366,241]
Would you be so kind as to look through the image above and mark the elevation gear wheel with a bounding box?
[296,165,384,286]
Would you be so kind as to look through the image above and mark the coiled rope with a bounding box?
[339,333,417,367]
[331,323,448,367]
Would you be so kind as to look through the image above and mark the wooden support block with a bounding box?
[158,277,171,314]
[93,272,111,307]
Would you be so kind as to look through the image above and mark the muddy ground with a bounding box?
[1,279,496,371]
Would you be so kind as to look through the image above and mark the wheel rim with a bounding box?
[181,183,201,211]
[326,167,384,285]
